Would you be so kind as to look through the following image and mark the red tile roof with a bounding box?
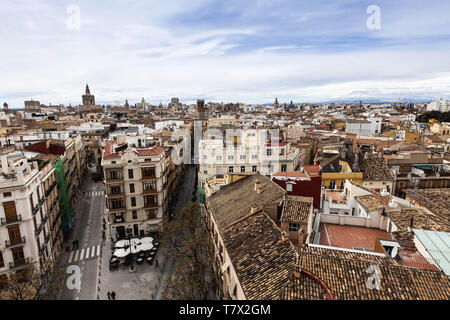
[303,165,321,176]
[272,171,309,179]
[136,145,165,156]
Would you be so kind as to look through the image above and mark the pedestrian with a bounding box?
[65,246,70,253]
[155,259,159,268]
[72,239,76,250]
[107,291,111,300]
[111,291,116,300]
[76,239,79,249]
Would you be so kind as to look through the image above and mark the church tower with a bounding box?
[82,84,95,106]
[274,97,279,108]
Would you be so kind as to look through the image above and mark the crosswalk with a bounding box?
[83,191,104,198]
[68,245,101,264]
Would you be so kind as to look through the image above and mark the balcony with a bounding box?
[9,257,31,270]
[0,215,22,226]
[45,181,56,197]
[32,204,39,216]
[107,192,125,198]
[144,202,158,208]
[143,188,158,194]
[108,206,126,213]
[5,236,26,248]
[35,223,43,236]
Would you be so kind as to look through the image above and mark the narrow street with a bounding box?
[94,164,197,300]
[59,165,104,300]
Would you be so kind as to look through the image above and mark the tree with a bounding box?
[0,259,66,300]
[161,202,219,300]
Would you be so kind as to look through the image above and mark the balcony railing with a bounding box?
[144,202,158,208]
[143,188,158,194]
[108,206,126,212]
[9,257,31,270]
[45,181,56,197]
[5,236,26,248]
[32,204,39,216]
[0,215,22,226]
[35,223,43,236]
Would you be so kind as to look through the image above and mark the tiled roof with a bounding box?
[280,198,312,223]
[221,210,298,300]
[359,152,393,181]
[403,189,450,221]
[103,142,119,159]
[355,194,392,212]
[136,145,165,156]
[207,174,286,231]
[281,246,450,300]
[303,165,321,176]
[272,171,309,179]
[387,207,450,233]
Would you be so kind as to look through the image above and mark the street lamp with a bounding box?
[128,235,134,272]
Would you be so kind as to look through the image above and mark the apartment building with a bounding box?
[346,118,381,135]
[24,136,86,208]
[38,160,62,259]
[102,140,168,240]
[0,151,52,287]
[198,129,302,203]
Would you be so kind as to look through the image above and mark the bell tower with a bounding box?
[82,83,95,106]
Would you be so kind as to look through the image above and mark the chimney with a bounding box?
[254,180,263,193]
[250,205,259,214]
[281,231,289,242]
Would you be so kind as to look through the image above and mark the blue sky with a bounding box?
[1,0,450,107]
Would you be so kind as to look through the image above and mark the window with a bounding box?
[129,183,135,193]
[146,209,157,219]
[110,185,121,195]
[289,223,300,232]
[286,183,293,192]
[228,166,234,173]
[252,154,258,160]
[203,155,207,160]
[216,156,222,161]
[252,166,257,172]
[281,164,287,172]
[143,181,156,191]
[266,149,272,156]
[240,155,245,160]
[142,168,155,178]
[107,170,122,180]
[240,166,245,173]
[228,155,233,160]
[110,199,124,209]
[128,169,134,179]
[3,192,11,197]
[0,251,4,268]
[330,180,336,189]
[132,210,137,219]
[131,197,136,207]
